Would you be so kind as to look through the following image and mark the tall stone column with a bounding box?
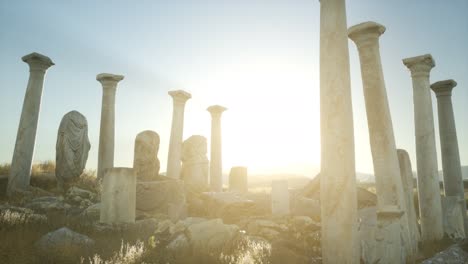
[7,53,54,195]
[348,22,413,261]
[403,54,444,243]
[207,105,227,192]
[319,0,359,263]
[96,73,124,179]
[431,79,467,232]
[166,90,191,179]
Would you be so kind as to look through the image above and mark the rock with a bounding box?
[167,234,191,256]
[80,203,101,221]
[25,196,71,213]
[66,186,95,200]
[421,244,468,263]
[35,227,94,256]
[181,135,209,187]
[134,130,160,181]
[186,218,240,257]
[55,111,90,189]
[136,179,186,219]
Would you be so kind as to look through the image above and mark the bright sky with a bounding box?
[0,1,467,176]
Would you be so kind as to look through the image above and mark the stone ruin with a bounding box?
[55,110,91,190]
[181,135,209,187]
[133,130,160,181]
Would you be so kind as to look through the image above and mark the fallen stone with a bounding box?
[35,227,94,256]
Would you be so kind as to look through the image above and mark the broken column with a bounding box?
[166,90,191,179]
[96,73,124,179]
[271,180,289,215]
[207,105,227,192]
[431,79,467,235]
[7,52,54,195]
[397,149,421,257]
[100,168,136,223]
[229,166,248,193]
[403,54,444,243]
[181,135,209,186]
[348,21,413,261]
[133,130,160,181]
[319,0,359,262]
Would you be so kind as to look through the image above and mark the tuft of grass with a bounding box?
[82,240,146,264]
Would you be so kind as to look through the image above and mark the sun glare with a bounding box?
[182,57,321,175]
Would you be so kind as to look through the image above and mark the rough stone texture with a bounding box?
[375,207,405,263]
[96,73,124,179]
[181,135,209,187]
[35,227,95,256]
[55,111,90,189]
[442,196,466,240]
[166,90,191,179]
[431,79,467,233]
[229,166,248,193]
[348,21,413,261]
[136,179,186,220]
[271,180,289,215]
[403,54,444,243]
[397,149,421,256]
[80,203,101,221]
[186,218,239,258]
[133,130,160,181]
[25,196,72,213]
[319,0,359,262]
[7,52,54,195]
[421,244,468,264]
[291,197,320,221]
[100,168,136,223]
[207,105,227,192]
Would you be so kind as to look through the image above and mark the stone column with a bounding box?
[166,90,191,179]
[397,149,421,259]
[96,73,124,180]
[319,0,359,262]
[100,167,136,223]
[207,105,227,192]
[7,53,54,195]
[431,79,467,233]
[403,54,444,243]
[271,180,289,215]
[229,166,248,193]
[348,22,413,261]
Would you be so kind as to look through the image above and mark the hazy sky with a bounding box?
[0,0,467,176]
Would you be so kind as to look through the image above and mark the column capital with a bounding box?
[348,21,385,48]
[22,52,54,71]
[97,73,124,89]
[431,79,457,97]
[403,54,435,78]
[169,90,191,105]
[207,105,227,117]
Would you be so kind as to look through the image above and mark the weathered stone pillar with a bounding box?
[319,0,359,262]
[397,149,421,258]
[229,166,248,193]
[133,130,160,181]
[348,21,413,261]
[403,54,444,243]
[166,90,191,179]
[100,167,136,223]
[7,53,54,195]
[271,180,289,215]
[207,105,227,192]
[375,206,405,263]
[431,79,467,233]
[96,73,124,180]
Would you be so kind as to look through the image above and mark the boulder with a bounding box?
[421,244,468,264]
[186,218,240,257]
[80,203,101,221]
[35,227,94,256]
[25,196,71,213]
